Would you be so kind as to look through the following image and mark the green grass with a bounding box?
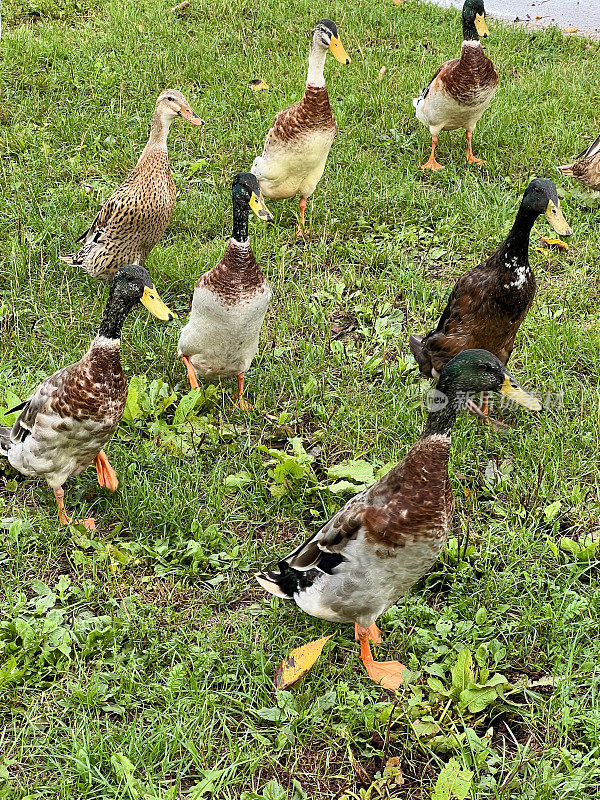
[1,0,600,797]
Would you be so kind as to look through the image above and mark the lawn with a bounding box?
[1,0,600,797]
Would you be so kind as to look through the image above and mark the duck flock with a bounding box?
[1,1,596,688]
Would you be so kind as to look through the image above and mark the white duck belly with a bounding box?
[178,284,271,379]
[252,130,335,200]
[417,88,494,135]
[9,414,115,489]
[294,531,446,628]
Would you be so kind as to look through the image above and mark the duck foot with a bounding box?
[233,373,253,411]
[466,398,511,432]
[421,135,444,170]
[355,622,382,644]
[356,624,405,690]
[95,450,118,491]
[53,487,96,531]
[466,131,485,165]
[181,355,200,390]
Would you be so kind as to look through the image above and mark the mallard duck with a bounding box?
[251,19,350,231]
[257,350,540,689]
[413,0,498,170]
[177,173,273,410]
[409,180,572,411]
[0,265,175,528]
[61,91,203,280]
[558,133,600,191]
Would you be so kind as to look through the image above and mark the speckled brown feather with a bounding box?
[266,86,336,146]
[196,241,268,307]
[559,146,600,191]
[434,44,498,106]
[65,152,176,279]
[14,342,127,440]
[317,436,453,557]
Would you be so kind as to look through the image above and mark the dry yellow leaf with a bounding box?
[564,27,579,34]
[273,635,333,689]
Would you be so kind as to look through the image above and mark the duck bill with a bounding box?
[329,36,351,65]
[475,13,490,37]
[249,191,274,222]
[141,285,177,321]
[545,200,572,236]
[500,376,541,411]
[179,106,204,126]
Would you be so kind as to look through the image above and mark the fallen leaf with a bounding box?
[393,0,404,5]
[538,237,569,251]
[169,0,190,12]
[249,78,269,91]
[378,66,386,81]
[273,636,332,689]
[564,27,579,34]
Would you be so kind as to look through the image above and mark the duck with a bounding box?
[251,19,350,232]
[558,133,600,191]
[0,265,175,528]
[177,173,273,410]
[413,0,498,170]
[256,350,541,689]
[410,179,571,421]
[61,90,203,280]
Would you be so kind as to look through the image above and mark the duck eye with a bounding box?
[167,96,175,102]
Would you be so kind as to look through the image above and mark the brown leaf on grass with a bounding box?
[169,0,190,12]
[273,635,332,689]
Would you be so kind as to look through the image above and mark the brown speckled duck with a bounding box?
[251,19,350,231]
[61,91,203,280]
[257,350,541,689]
[410,179,571,418]
[177,173,273,410]
[558,133,600,191]
[0,266,175,528]
[413,0,498,170]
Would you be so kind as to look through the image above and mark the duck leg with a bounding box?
[181,355,200,390]
[466,130,484,165]
[94,450,119,491]
[421,135,444,170]
[233,373,252,411]
[356,624,405,690]
[466,396,510,432]
[296,196,308,236]
[53,487,96,531]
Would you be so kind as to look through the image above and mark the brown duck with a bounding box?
[256,350,540,689]
[61,91,203,280]
[410,179,572,397]
[559,133,600,191]
[413,0,498,169]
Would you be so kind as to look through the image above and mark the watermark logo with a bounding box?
[426,389,449,411]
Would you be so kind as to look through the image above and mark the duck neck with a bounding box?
[232,197,250,243]
[422,383,465,439]
[97,291,136,342]
[462,15,481,44]
[140,109,173,159]
[306,43,327,88]
[497,203,538,266]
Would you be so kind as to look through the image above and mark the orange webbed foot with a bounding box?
[181,355,200,390]
[356,624,405,689]
[95,450,118,491]
[421,157,445,170]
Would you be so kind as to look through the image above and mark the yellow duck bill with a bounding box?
[475,13,490,38]
[249,192,274,222]
[545,200,573,236]
[329,35,351,65]
[141,285,177,321]
[500,375,542,411]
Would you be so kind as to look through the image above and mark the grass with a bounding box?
[1,0,600,796]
